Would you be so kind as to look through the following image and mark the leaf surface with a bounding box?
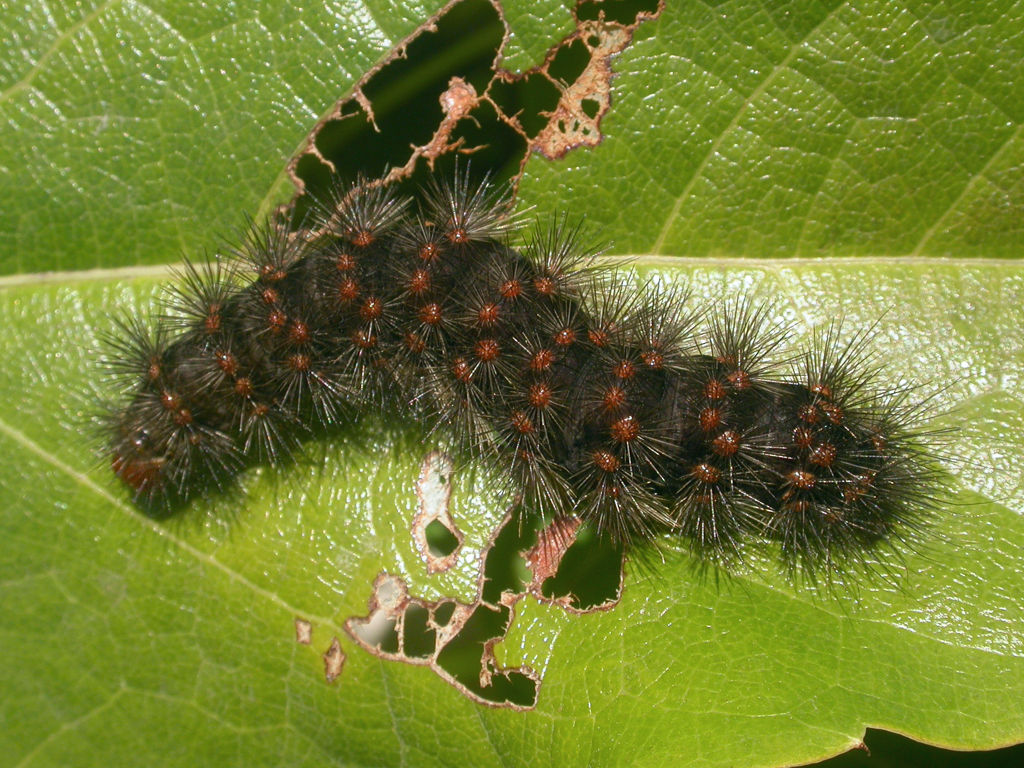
[1,1,1022,767]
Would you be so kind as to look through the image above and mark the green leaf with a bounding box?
[520,0,1024,258]
[2,2,1022,768]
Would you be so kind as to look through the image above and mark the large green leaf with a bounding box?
[2,2,1022,767]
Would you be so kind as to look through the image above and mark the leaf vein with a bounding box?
[650,1,849,254]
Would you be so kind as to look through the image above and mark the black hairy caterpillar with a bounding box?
[101,171,944,577]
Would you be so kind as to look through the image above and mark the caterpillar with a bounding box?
[101,170,944,578]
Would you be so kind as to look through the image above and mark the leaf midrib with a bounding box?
[0,256,1019,290]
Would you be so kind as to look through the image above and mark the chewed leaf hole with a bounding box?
[541,522,623,611]
[547,38,591,85]
[577,0,661,26]
[425,519,460,557]
[402,604,437,659]
[435,605,537,708]
[481,512,541,605]
[413,451,464,572]
[288,0,663,218]
[346,506,624,708]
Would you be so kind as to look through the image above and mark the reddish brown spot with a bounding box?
[716,353,737,366]
[704,379,726,400]
[447,227,468,244]
[510,411,534,435]
[216,351,238,375]
[797,403,820,424]
[268,309,287,333]
[699,407,722,432]
[261,286,279,305]
[161,391,181,411]
[610,416,639,443]
[810,382,833,398]
[146,360,161,382]
[289,320,310,345]
[821,402,844,425]
[418,303,443,325]
[204,310,221,334]
[173,408,193,427]
[588,328,610,347]
[188,433,202,446]
[475,339,499,362]
[822,507,844,524]
[419,242,440,262]
[844,484,867,504]
[252,403,269,417]
[404,332,426,354]
[786,499,812,514]
[872,433,888,453]
[809,442,837,468]
[528,383,552,409]
[360,296,384,321]
[499,279,522,300]
[592,450,620,473]
[452,357,472,383]
[336,252,356,271]
[844,472,877,503]
[235,377,254,397]
[338,278,360,303]
[602,385,626,411]
[727,369,751,390]
[477,303,500,327]
[792,426,814,449]
[530,349,554,372]
[692,462,721,484]
[516,449,539,468]
[712,430,741,457]
[408,269,431,295]
[604,485,622,498]
[534,276,556,296]
[351,229,374,247]
[288,354,311,372]
[641,350,664,369]
[111,454,163,492]
[788,470,817,490]
[352,330,377,349]
[259,264,285,282]
[614,360,636,379]
[553,327,576,347]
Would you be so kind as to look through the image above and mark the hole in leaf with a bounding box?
[801,728,1024,768]
[547,38,591,86]
[350,612,400,654]
[433,600,457,627]
[481,514,541,605]
[434,604,537,708]
[577,0,661,25]
[542,522,623,610]
[292,0,509,219]
[489,73,563,137]
[425,519,460,557]
[407,97,523,188]
[401,603,437,659]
